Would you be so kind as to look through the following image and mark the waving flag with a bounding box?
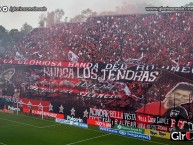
[68,50,79,63]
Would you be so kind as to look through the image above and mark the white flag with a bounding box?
[15,51,25,60]
[68,50,79,63]
[123,84,131,96]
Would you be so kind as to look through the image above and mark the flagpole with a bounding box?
[189,93,191,121]
[41,97,43,120]
[17,101,19,115]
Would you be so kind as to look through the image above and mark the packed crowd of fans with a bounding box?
[3,12,193,67]
[1,12,193,114]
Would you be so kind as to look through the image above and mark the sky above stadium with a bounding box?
[0,0,192,30]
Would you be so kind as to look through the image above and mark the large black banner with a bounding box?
[0,62,193,121]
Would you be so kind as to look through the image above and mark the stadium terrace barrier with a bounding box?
[0,109,14,114]
[23,108,64,119]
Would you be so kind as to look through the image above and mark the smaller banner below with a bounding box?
[114,124,145,134]
[87,119,111,128]
[99,127,151,140]
[55,118,88,128]
[144,129,170,139]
